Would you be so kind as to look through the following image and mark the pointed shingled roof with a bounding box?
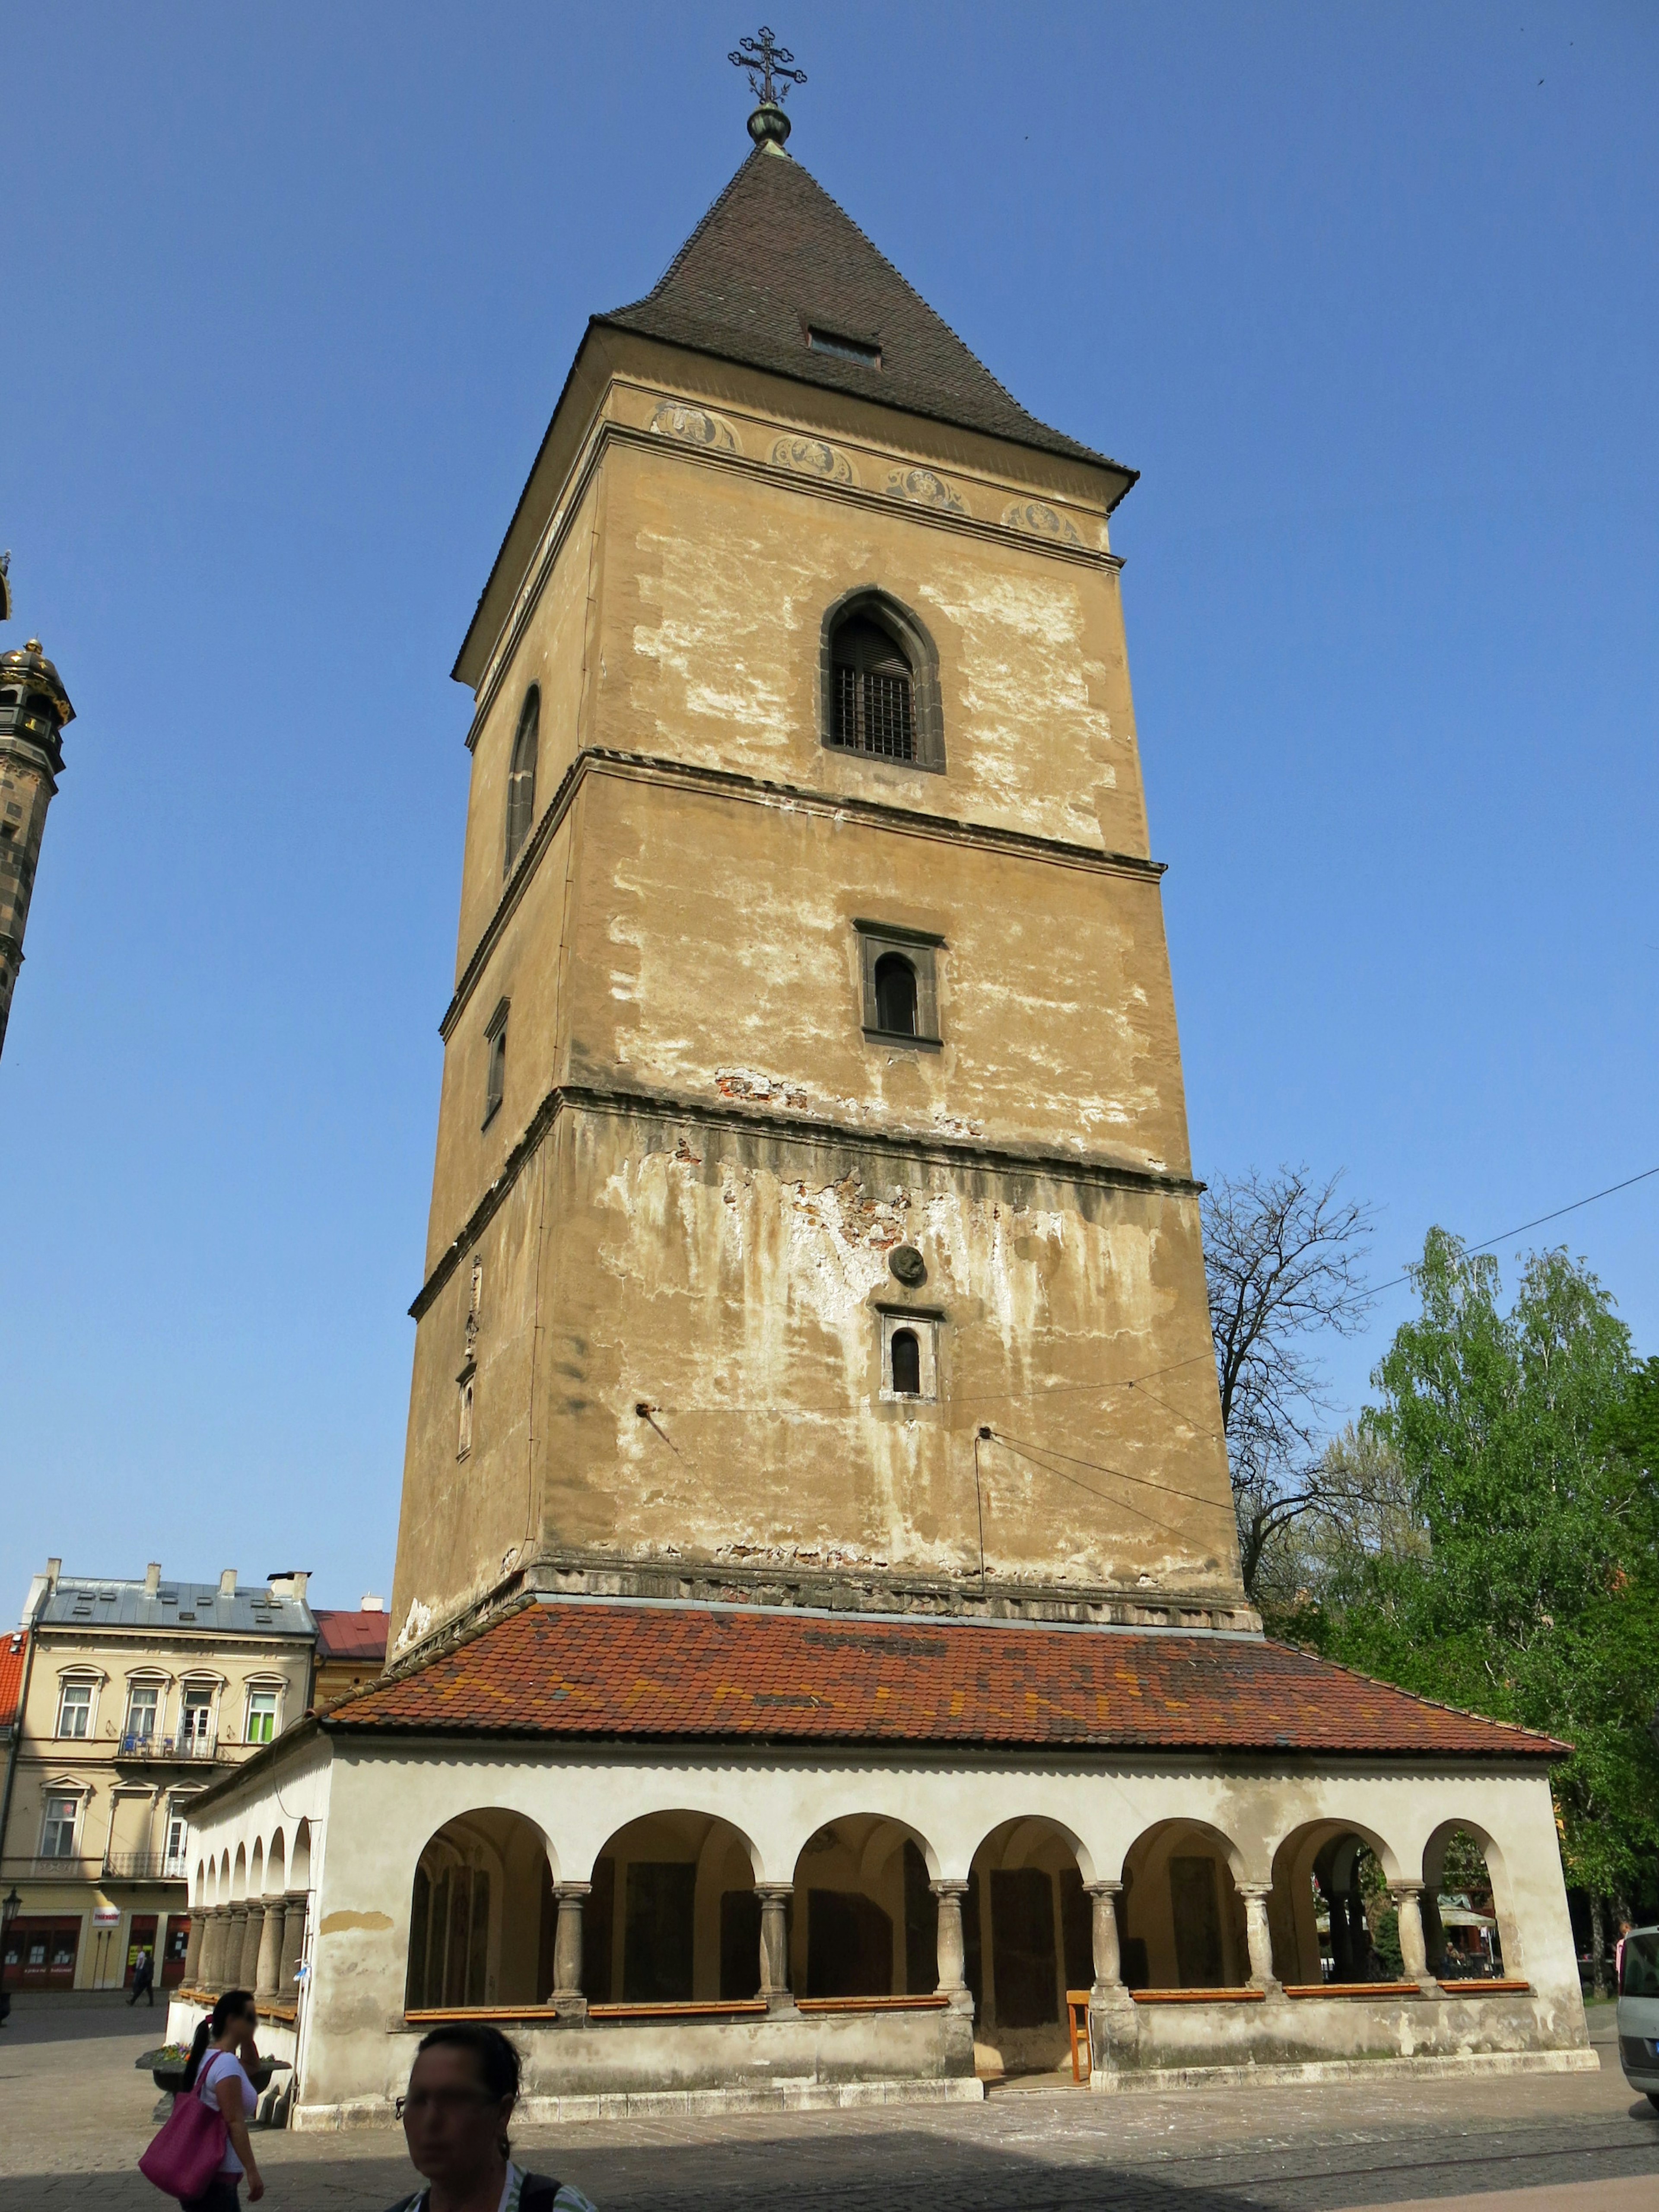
[600,143,1131,483]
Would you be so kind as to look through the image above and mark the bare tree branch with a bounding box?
[1202,1167,1376,1599]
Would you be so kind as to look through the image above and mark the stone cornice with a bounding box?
[411,1079,1200,1321]
[440,746,1164,1043]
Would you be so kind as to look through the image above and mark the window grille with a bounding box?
[830,617,916,761]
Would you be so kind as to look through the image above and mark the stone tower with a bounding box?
[388,114,1248,1659]
[0,625,74,1062]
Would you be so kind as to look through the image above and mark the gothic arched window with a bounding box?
[820,593,944,771]
[504,686,540,874]
[873,952,918,1038]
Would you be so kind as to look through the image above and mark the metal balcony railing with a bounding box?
[102,1852,191,1882]
[116,1730,220,1760]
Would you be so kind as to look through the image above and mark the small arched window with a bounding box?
[829,615,915,761]
[873,953,918,1037]
[890,1329,922,1396]
[503,686,540,874]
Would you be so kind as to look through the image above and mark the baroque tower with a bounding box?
[0,604,74,1062]
[389,102,1249,1657]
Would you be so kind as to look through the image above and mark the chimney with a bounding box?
[145,1562,162,1596]
[266,1570,310,1602]
[361,1593,385,1612]
[46,1557,61,1588]
[218,1569,237,1599]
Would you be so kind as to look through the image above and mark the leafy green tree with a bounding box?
[1316,1233,1659,1990]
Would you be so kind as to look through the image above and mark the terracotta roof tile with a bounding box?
[313,1609,389,1664]
[324,1602,1564,1761]
[0,1629,27,1733]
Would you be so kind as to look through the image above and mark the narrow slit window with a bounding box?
[808,327,881,369]
[890,1328,922,1396]
[873,953,918,1037]
[483,1000,509,1128]
[504,686,540,874]
[458,1366,475,1459]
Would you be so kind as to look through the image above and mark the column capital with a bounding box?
[1235,1881,1274,1901]
[754,1881,794,1901]
[1084,1879,1123,1899]
[929,1877,970,1900]
[1388,1878,1425,1897]
[553,1880,591,1901]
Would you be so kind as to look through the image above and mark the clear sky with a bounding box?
[4,2,1655,1616]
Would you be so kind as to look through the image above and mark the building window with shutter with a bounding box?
[504,685,540,874]
[820,592,944,770]
[855,922,943,1048]
[483,999,509,1128]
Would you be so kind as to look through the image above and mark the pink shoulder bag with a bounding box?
[138,2050,231,2198]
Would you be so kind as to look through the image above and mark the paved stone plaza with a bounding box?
[2,1993,1656,2212]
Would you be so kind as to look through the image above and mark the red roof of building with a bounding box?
[322,1600,1565,1761]
[313,1609,390,1664]
[0,1629,28,1733]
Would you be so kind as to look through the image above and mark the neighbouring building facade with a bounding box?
[311,1600,389,1710]
[175,93,1592,2124]
[0,1563,315,1994]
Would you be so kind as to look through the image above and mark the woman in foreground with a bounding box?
[386,2023,598,2212]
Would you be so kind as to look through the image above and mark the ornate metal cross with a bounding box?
[728,25,807,106]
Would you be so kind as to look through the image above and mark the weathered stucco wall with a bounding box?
[394,353,1229,1648]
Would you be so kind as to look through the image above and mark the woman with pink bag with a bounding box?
[139,1987,266,2209]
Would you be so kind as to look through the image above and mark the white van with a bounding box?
[1619,1926,1659,2108]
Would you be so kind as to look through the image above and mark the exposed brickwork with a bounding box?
[326,1601,1564,1759]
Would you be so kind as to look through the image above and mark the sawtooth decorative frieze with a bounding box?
[649,401,739,452]
[770,433,856,485]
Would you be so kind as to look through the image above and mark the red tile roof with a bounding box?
[322,1601,1564,1760]
[0,1629,28,1733]
[313,1609,389,1664]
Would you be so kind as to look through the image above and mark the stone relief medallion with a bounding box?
[1003,499,1083,544]
[770,434,856,485]
[649,401,738,452]
[884,465,965,514]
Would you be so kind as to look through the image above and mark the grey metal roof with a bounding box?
[32,1576,315,1639]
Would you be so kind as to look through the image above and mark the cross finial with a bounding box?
[729,25,805,146]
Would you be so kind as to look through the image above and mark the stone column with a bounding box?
[1237,1885,1281,1992]
[279,1892,308,1994]
[756,1884,795,2013]
[1086,1881,1125,1996]
[551,1883,589,2022]
[200,1907,228,1989]
[255,1900,286,1998]
[930,1880,973,2013]
[239,1903,265,1993]
[183,1912,206,1988]
[1392,1882,1436,1988]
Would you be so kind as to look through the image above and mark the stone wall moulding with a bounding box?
[649,401,739,453]
[1003,499,1083,545]
[884,465,966,514]
[770,434,856,486]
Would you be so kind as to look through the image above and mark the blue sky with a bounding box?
[4,2,1655,1614]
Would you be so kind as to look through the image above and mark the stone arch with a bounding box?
[264,1829,286,1897]
[965,1814,1096,2075]
[1421,1817,1520,1980]
[230,1843,247,1902]
[249,1839,264,1897]
[791,1811,941,2001]
[584,1807,766,2006]
[1119,1818,1251,1992]
[1266,1815,1402,1986]
[195,1856,208,1907]
[818,584,946,771]
[407,1807,556,2013]
[289,1819,311,1891]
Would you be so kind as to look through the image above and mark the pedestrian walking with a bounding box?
[385,2023,597,2212]
[140,1987,265,2209]
[128,1948,156,2006]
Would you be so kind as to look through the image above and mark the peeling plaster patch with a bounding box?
[319,1910,394,1935]
[395,1599,433,1651]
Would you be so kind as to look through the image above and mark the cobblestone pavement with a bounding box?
[1,1996,1655,2212]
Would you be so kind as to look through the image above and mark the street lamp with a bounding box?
[0,1886,21,2029]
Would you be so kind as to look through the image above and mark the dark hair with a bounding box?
[182,1989,256,2089]
[412,2022,522,2151]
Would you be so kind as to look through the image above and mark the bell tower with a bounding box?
[388,106,1247,1659]
[0,592,75,1062]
